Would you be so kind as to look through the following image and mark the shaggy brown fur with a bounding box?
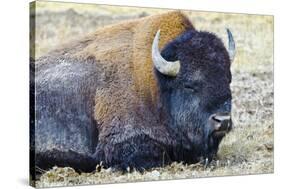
[71,11,194,144]
[40,11,194,143]
[76,11,193,106]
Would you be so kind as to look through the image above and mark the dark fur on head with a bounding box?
[157,30,232,162]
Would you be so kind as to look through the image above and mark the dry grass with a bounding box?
[32,1,273,188]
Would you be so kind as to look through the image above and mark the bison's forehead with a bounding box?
[178,31,231,67]
[176,31,231,82]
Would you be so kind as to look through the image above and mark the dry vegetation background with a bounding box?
[31,1,274,188]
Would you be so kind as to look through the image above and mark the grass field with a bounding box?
[31,1,274,187]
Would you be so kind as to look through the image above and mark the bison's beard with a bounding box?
[166,107,228,165]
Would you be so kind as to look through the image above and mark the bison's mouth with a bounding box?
[212,121,232,138]
[196,113,233,165]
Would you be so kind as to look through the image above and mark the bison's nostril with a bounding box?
[212,113,231,123]
[212,116,222,123]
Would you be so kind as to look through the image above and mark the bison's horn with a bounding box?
[226,28,236,63]
[152,30,180,77]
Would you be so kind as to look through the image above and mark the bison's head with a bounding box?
[152,29,236,163]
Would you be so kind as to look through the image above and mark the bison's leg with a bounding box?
[94,134,171,172]
[35,149,99,174]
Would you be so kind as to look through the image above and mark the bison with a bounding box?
[31,11,236,173]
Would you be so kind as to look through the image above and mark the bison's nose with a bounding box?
[209,112,232,137]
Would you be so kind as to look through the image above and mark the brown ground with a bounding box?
[31,1,273,188]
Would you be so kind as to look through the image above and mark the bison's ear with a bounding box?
[160,40,179,62]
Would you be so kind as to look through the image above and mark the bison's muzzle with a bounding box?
[209,112,232,138]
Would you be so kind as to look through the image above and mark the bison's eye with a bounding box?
[183,85,195,93]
